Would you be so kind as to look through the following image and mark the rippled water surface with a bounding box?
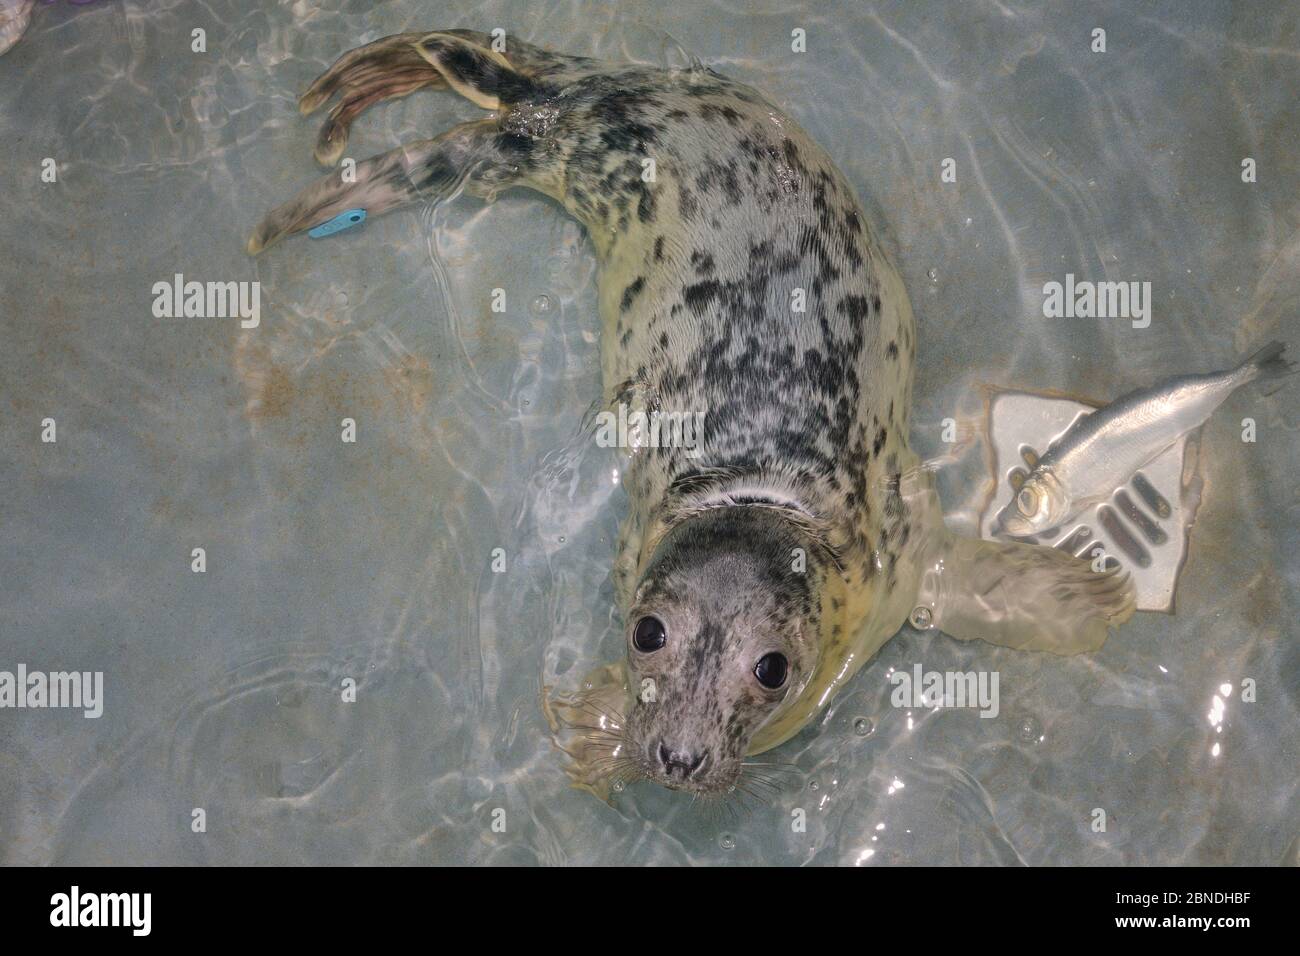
[1,0,1296,865]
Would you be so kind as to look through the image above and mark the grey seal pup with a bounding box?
[249,30,1133,797]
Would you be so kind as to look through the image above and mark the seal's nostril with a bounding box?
[657,742,673,769]
[658,742,706,777]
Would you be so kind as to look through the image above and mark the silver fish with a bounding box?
[0,0,35,56]
[1000,341,1294,537]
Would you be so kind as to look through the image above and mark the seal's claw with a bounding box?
[313,116,348,167]
[297,87,329,116]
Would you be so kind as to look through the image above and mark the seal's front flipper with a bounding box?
[247,119,520,255]
[542,662,632,802]
[894,467,1134,654]
[916,534,1135,654]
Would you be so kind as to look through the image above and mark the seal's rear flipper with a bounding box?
[299,31,587,166]
[413,32,546,111]
[246,119,524,255]
[299,33,445,166]
[916,535,1135,654]
[297,32,528,166]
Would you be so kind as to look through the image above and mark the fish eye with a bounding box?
[632,616,667,653]
[754,652,788,689]
[1016,487,1038,516]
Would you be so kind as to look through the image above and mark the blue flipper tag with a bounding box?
[308,208,367,239]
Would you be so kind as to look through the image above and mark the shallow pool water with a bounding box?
[0,0,1296,865]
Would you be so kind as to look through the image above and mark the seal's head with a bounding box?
[622,505,826,794]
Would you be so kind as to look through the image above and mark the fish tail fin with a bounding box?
[1239,340,1296,384]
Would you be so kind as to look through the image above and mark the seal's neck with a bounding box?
[644,468,845,580]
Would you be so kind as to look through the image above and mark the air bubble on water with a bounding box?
[558,536,566,543]
[1018,716,1043,743]
[612,780,625,793]
[719,833,736,851]
[532,294,552,314]
[853,717,874,737]
[927,268,937,282]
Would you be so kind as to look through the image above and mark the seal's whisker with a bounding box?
[738,774,783,796]
[695,793,742,826]
[740,760,802,775]
[606,762,644,790]
[739,760,802,795]
[562,724,624,739]
[572,696,626,719]
[570,700,627,727]
[571,732,626,746]
[739,786,781,806]
[740,765,792,784]
[582,755,639,777]
[722,786,765,817]
[582,752,632,767]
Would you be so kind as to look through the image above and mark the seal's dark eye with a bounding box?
[754,652,788,689]
[633,616,667,653]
